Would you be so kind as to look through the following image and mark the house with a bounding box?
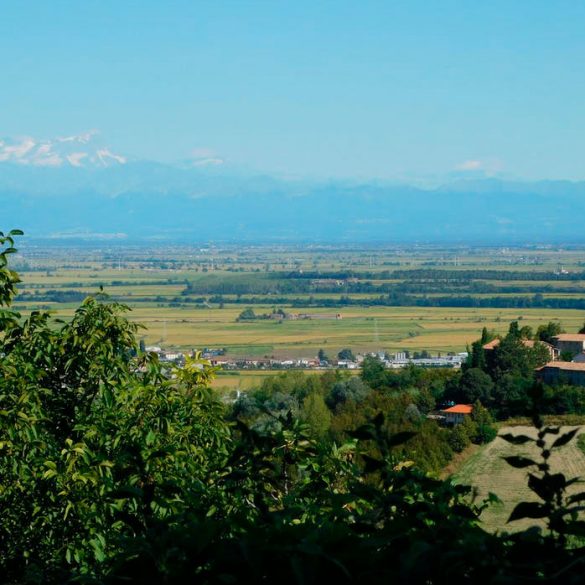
[536,361,585,386]
[483,338,557,360]
[441,404,473,425]
[552,334,585,357]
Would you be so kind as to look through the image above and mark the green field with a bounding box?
[210,369,331,393]
[13,302,585,358]
[12,242,585,358]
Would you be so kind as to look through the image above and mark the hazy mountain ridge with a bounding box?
[2,158,584,243]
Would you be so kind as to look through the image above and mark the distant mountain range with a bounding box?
[0,131,126,169]
[1,133,584,244]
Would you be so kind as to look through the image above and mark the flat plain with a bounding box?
[12,242,585,358]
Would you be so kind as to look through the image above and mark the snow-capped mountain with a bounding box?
[0,131,126,168]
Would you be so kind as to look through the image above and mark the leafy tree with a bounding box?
[237,307,256,321]
[0,270,229,579]
[300,392,331,438]
[404,403,422,423]
[457,368,494,405]
[465,327,495,371]
[536,321,564,344]
[337,347,355,361]
[317,348,329,362]
[470,401,497,444]
[414,387,436,414]
[326,377,371,410]
[448,423,471,452]
[360,355,387,389]
[488,322,550,383]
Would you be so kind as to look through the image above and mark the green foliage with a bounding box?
[559,350,575,362]
[448,423,471,452]
[536,320,564,344]
[470,401,497,444]
[461,321,560,419]
[489,322,548,382]
[237,307,256,321]
[326,377,371,410]
[0,296,230,581]
[360,355,386,388]
[301,392,331,438]
[4,232,585,583]
[457,368,494,405]
[0,229,23,308]
[337,347,355,361]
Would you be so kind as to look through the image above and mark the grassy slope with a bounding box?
[452,426,585,533]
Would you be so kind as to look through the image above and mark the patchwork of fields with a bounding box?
[12,242,585,358]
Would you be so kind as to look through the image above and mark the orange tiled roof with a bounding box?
[538,361,585,372]
[442,404,473,415]
[483,338,552,350]
[553,334,585,342]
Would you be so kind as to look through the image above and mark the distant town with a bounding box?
[145,345,469,370]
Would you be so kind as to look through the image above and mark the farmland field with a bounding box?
[11,241,585,359]
[211,369,330,393]
[453,426,585,533]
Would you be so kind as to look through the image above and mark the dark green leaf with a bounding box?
[362,454,385,473]
[387,431,417,448]
[508,502,547,522]
[347,424,376,441]
[372,412,385,427]
[502,456,536,469]
[567,491,585,505]
[552,428,579,449]
[562,521,585,537]
[499,433,534,445]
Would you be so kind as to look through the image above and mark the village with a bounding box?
[146,331,585,429]
[145,332,585,384]
[144,345,469,371]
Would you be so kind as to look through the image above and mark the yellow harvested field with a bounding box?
[25,304,585,357]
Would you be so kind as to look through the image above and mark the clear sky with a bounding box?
[1,0,584,180]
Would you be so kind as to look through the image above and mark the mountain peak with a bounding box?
[0,131,126,168]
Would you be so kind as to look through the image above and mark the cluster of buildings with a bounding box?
[146,331,585,393]
[208,351,469,371]
[535,334,585,386]
[145,345,467,372]
[435,333,585,427]
[481,334,585,386]
[269,312,343,321]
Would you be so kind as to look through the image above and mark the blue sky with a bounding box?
[1,0,584,180]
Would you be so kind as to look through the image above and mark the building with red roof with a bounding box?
[440,404,473,425]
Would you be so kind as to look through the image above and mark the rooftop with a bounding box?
[483,338,551,350]
[441,404,473,415]
[538,361,585,372]
[553,334,585,342]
